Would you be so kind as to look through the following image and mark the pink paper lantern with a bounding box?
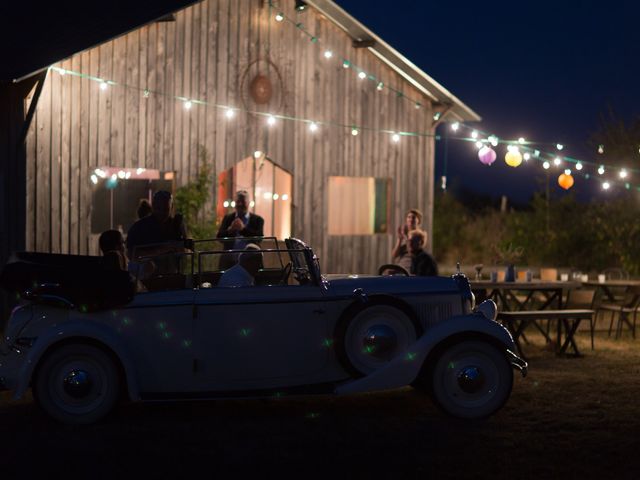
[478,146,497,165]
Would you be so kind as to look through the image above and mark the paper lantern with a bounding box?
[478,146,497,165]
[505,151,523,167]
[558,172,574,190]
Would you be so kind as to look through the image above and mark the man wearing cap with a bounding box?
[216,190,264,244]
[126,190,187,259]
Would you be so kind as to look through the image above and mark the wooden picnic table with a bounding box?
[471,280,581,311]
[582,280,640,303]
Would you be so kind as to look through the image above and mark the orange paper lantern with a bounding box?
[558,173,574,190]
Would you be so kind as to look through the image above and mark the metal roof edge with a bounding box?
[305,0,481,123]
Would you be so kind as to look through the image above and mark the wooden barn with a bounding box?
[1,0,479,288]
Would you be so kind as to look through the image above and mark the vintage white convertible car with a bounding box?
[0,237,526,424]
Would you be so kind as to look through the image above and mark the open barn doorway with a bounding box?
[217,153,292,239]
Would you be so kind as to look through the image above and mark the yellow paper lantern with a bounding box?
[504,151,523,167]
[558,172,574,190]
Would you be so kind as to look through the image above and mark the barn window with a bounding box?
[218,155,292,239]
[327,176,390,235]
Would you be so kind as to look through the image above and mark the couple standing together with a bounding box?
[392,209,438,277]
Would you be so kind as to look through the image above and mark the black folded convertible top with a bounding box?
[0,252,136,310]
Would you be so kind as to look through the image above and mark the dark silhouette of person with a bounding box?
[99,230,127,271]
[137,199,152,219]
[126,190,186,259]
[407,229,438,277]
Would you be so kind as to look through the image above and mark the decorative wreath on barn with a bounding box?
[240,57,285,114]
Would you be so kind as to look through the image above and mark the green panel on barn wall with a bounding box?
[374,178,390,234]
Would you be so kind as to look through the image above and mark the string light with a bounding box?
[553,157,562,166]
[281,194,289,201]
[267,115,276,126]
[376,82,384,91]
[223,201,229,208]
[225,108,235,119]
[275,12,284,22]
[99,80,108,91]
[471,130,478,139]
[556,144,564,151]
[351,127,359,136]
[564,169,572,175]
[231,201,236,207]
[598,165,605,175]
[451,122,460,131]
[518,137,526,144]
[90,174,98,185]
[273,193,280,200]
[575,162,583,171]
[533,150,540,157]
[323,50,333,59]
[488,135,499,147]
[391,133,400,143]
[603,182,610,190]
[433,112,441,121]
[523,152,531,161]
[357,71,367,80]
[184,100,193,110]
[475,141,483,149]
[253,150,263,159]
[598,144,604,154]
[309,122,318,132]
[342,60,350,69]
[543,161,550,169]
[619,169,628,179]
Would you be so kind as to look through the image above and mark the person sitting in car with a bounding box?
[407,229,438,277]
[217,244,263,287]
[99,230,128,271]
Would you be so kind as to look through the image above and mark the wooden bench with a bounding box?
[497,309,595,360]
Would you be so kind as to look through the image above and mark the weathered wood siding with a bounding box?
[25,0,436,274]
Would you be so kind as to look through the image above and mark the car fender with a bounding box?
[13,320,140,401]
[335,314,515,395]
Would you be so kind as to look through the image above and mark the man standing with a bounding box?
[126,190,186,259]
[217,190,264,241]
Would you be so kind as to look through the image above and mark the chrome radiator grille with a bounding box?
[416,302,453,329]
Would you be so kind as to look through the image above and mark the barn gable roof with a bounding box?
[2,0,478,122]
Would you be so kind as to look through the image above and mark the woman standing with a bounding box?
[391,209,422,271]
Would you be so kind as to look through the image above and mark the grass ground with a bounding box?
[1,331,639,479]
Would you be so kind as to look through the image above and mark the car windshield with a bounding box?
[131,237,317,291]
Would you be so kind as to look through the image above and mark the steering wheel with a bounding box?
[377,264,410,276]
[278,262,293,285]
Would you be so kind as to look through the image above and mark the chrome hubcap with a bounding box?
[362,325,398,359]
[456,366,485,394]
[62,369,93,399]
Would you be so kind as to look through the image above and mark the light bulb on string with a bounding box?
[223,201,229,208]
[225,108,235,119]
[184,100,193,110]
[376,82,384,91]
[603,182,610,190]
[488,135,498,147]
[323,50,333,59]
[99,80,108,91]
[275,12,284,21]
[564,169,572,175]
[471,130,478,139]
[518,137,526,144]
[309,122,318,132]
[231,201,236,207]
[357,71,367,80]
[553,157,562,166]
[523,152,531,161]
[556,144,564,151]
[619,169,628,179]
[598,145,604,154]
[391,133,400,143]
[433,112,442,121]
[414,103,421,110]
[90,174,98,185]
[451,122,459,132]
[598,165,605,175]
[342,60,350,69]
[475,141,483,149]
[575,162,583,171]
[253,150,263,159]
[543,161,550,169]
[351,127,359,136]
[267,115,276,126]
[533,150,541,158]
[59,69,66,76]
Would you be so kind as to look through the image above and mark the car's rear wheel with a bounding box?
[337,305,419,377]
[427,340,513,419]
[33,343,120,424]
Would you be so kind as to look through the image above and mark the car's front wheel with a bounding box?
[33,343,121,424]
[427,340,513,419]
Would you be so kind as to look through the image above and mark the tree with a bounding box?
[588,107,640,168]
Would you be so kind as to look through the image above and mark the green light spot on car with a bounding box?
[182,340,192,348]
[162,331,172,339]
[239,328,252,337]
[406,352,417,361]
[306,412,320,419]
[322,339,334,348]
[157,322,167,330]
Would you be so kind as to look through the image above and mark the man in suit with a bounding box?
[217,190,264,247]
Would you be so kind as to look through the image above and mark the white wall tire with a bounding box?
[337,305,419,377]
[429,340,513,419]
[33,343,120,424]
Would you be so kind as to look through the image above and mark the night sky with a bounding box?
[337,0,640,204]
